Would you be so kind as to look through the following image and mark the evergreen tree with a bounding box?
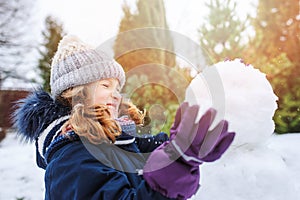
[247,0,300,133]
[198,0,250,64]
[249,0,300,64]
[38,16,65,92]
[114,0,176,71]
[114,0,191,134]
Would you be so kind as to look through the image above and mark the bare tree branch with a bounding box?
[0,0,38,88]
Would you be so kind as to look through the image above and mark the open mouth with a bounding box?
[106,103,117,110]
[106,103,119,118]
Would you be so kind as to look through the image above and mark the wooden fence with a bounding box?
[0,90,29,141]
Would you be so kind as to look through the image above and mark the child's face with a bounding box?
[87,78,122,118]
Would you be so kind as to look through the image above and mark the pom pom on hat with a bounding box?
[52,35,93,64]
[50,35,125,99]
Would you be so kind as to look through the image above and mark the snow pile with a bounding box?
[185,59,299,200]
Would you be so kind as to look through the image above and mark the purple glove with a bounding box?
[143,102,235,199]
[171,102,235,163]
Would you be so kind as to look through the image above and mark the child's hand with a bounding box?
[142,102,235,199]
[169,102,235,164]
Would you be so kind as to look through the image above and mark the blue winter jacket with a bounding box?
[44,132,174,200]
[13,90,175,200]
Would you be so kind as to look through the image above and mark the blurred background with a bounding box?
[0,0,299,139]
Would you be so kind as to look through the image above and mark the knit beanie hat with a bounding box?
[50,35,126,99]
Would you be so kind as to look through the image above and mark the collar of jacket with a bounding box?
[38,116,137,169]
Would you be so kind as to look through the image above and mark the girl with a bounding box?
[14,35,235,200]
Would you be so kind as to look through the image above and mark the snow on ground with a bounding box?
[0,132,44,200]
[185,60,300,200]
[192,133,300,200]
[0,132,300,200]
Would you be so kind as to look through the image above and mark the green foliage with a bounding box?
[257,53,300,133]
[251,0,300,64]
[159,103,179,134]
[249,0,300,133]
[123,68,190,134]
[262,53,293,95]
[198,0,250,64]
[274,91,300,134]
[38,16,65,93]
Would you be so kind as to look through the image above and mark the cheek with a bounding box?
[91,91,109,105]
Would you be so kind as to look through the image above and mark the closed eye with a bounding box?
[101,83,109,88]
[98,79,120,91]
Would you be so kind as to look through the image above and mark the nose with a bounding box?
[112,90,121,100]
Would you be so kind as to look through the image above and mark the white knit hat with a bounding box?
[50,35,125,98]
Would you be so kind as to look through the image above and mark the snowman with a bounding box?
[185,59,298,200]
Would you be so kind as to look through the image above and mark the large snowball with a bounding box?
[185,59,278,145]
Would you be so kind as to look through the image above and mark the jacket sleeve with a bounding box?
[135,132,169,153]
[45,142,174,200]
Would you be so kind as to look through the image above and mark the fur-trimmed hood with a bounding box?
[12,90,71,142]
